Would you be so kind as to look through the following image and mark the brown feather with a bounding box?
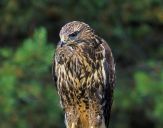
[52,21,115,128]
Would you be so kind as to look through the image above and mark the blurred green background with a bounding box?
[0,0,162,128]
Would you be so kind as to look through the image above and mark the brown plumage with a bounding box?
[52,21,115,128]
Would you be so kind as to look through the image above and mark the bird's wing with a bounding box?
[101,40,115,127]
[52,53,57,88]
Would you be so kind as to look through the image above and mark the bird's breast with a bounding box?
[55,44,107,127]
[55,44,105,90]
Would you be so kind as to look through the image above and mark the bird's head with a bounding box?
[59,21,95,47]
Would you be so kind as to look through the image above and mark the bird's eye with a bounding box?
[69,31,79,38]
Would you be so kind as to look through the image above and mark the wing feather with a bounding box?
[52,54,57,88]
[101,40,115,128]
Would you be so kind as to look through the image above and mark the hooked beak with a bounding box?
[59,35,76,47]
[59,35,67,47]
[59,41,66,47]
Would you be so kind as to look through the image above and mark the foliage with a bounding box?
[113,61,163,128]
[0,28,63,128]
[0,0,163,128]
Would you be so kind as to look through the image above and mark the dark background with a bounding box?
[0,0,162,128]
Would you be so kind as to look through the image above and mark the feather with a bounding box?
[52,21,115,128]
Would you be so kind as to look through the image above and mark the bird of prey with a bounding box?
[52,21,115,128]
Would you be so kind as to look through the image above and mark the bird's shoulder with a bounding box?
[98,38,115,85]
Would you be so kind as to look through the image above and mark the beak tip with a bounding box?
[59,41,66,47]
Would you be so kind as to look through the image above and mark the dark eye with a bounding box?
[69,31,79,38]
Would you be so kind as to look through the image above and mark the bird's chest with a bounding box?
[56,55,104,102]
[55,45,107,127]
[55,45,105,104]
[56,53,95,90]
